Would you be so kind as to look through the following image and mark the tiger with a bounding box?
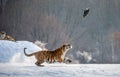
[24,44,72,66]
[0,31,15,41]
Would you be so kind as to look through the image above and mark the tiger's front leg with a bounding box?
[64,57,72,63]
[58,58,64,63]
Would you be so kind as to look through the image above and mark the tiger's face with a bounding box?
[62,44,72,51]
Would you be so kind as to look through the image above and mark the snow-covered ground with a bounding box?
[0,40,120,77]
[0,63,120,77]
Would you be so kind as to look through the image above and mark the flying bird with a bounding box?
[83,8,90,18]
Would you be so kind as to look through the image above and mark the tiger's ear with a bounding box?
[64,43,70,46]
[63,42,68,45]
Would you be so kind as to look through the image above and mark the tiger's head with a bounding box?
[62,44,72,52]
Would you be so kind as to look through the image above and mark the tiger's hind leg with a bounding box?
[35,61,44,67]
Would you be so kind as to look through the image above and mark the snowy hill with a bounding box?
[0,40,41,63]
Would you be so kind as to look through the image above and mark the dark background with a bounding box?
[0,0,120,63]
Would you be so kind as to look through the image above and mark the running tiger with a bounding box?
[24,44,72,66]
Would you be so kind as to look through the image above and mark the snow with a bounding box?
[0,63,120,77]
[0,40,120,77]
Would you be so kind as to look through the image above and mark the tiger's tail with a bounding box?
[24,48,34,57]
